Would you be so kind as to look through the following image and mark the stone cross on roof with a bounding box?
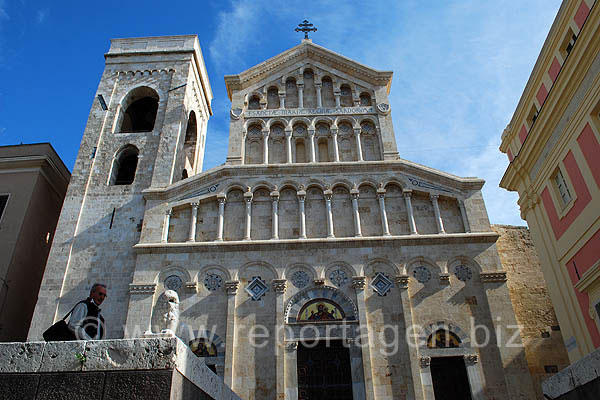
[295,20,317,40]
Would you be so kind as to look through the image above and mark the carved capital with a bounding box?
[402,190,413,199]
[351,276,366,290]
[463,354,479,365]
[395,275,410,289]
[165,209,173,216]
[286,341,298,351]
[272,279,287,293]
[185,282,198,293]
[225,280,240,295]
[429,194,439,201]
[419,356,431,368]
[313,278,325,286]
[439,274,450,285]
[480,271,507,283]
[190,202,199,209]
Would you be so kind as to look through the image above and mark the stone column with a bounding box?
[263,130,269,165]
[325,188,335,238]
[297,84,304,108]
[331,128,340,162]
[187,202,199,242]
[285,129,293,164]
[308,129,316,163]
[285,341,299,400]
[351,188,362,237]
[224,280,239,388]
[298,189,307,239]
[216,194,226,241]
[244,189,253,240]
[279,93,286,109]
[352,276,375,400]
[272,279,287,398]
[315,83,323,108]
[354,128,364,161]
[377,187,391,236]
[334,92,341,107]
[430,194,445,234]
[161,209,172,243]
[419,356,434,399]
[403,190,418,235]
[271,189,279,240]
[458,200,471,233]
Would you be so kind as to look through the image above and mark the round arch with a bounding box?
[285,285,358,323]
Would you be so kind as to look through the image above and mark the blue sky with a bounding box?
[0,0,562,225]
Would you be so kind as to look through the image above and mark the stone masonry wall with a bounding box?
[492,224,571,399]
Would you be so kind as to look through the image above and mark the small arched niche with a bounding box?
[110,145,139,185]
[119,87,159,133]
[248,95,261,110]
[183,111,197,178]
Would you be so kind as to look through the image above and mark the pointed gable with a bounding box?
[224,40,393,100]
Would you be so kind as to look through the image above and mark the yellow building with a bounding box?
[500,0,600,363]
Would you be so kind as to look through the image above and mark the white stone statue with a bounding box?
[161,289,180,335]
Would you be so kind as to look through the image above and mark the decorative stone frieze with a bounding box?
[225,280,240,295]
[129,284,156,294]
[351,276,366,290]
[480,271,508,283]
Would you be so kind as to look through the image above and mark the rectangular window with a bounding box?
[0,195,8,221]
[560,28,577,61]
[553,170,572,206]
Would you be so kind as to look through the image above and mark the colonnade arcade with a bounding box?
[161,182,471,243]
[244,117,382,164]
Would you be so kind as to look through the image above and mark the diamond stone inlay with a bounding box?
[413,266,431,284]
[246,276,268,300]
[329,269,348,287]
[291,270,310,289]
[164,275,183,291]
[370,272,393,296]
[455,265,472,282]
[204,273,223,291]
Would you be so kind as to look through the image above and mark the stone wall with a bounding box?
[492,225,570,399]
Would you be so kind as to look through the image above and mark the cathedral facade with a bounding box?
[29,35,536,399]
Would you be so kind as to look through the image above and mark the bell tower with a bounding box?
[28,36,212,339]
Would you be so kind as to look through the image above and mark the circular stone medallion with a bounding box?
[291,270,310,289]
[413,266,431,284]
[329,269,348,287]
[164,275,183,291]
[204,273,223,291]
[455,265,472,282]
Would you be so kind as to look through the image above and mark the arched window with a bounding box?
[359,92,372,106]
[427,330,461,348]
[119,87,159,133]
[295,140,306,163]
[298,299,345,322]
[318,139,329,162]
[267,87,280,109]
[183,111,197,178]
[340,84,353,107]
[110,145,139,185]
[286,78,298,109]
[321,77,335,107]
[248,95,261,110]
